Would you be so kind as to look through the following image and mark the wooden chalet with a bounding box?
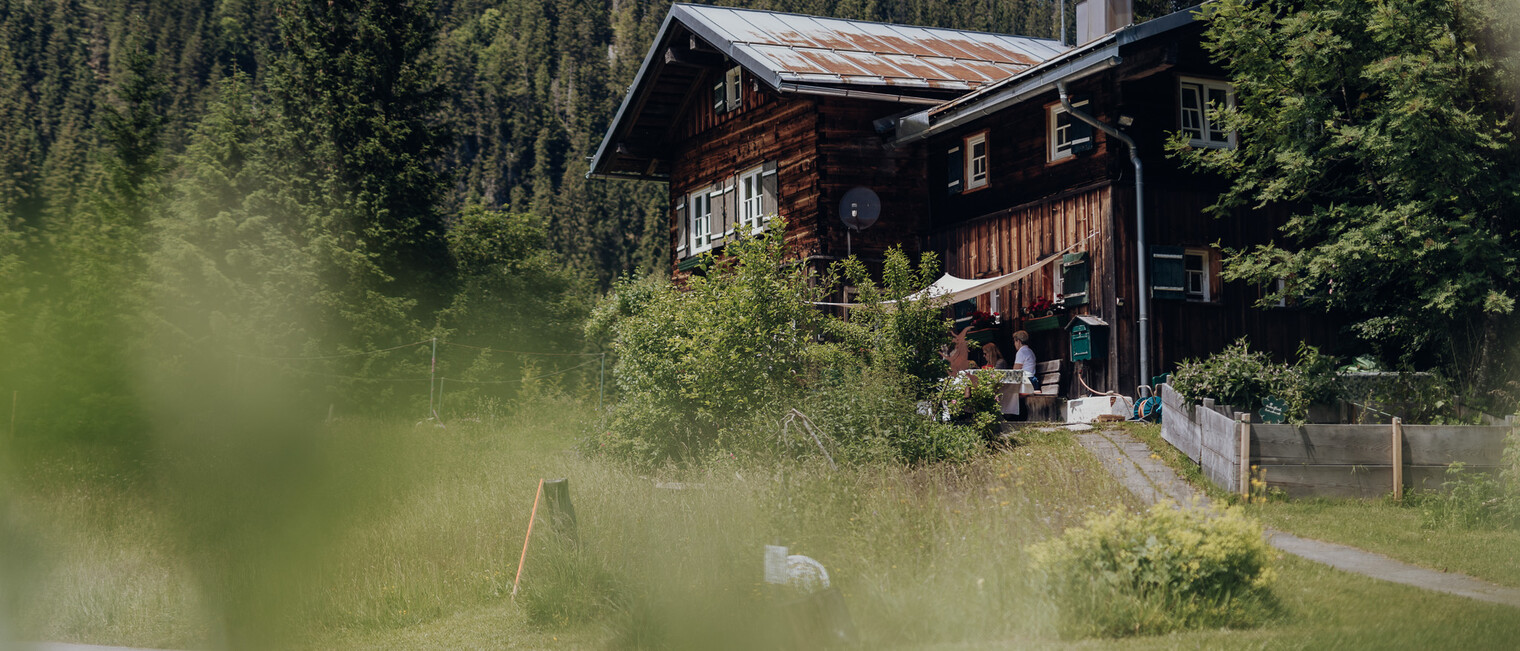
[590,1,1337,400]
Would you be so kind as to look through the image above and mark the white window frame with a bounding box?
[1048,99,1091,162]
[1052,262,1064,304]
[1184,248,1211,302]
[688,192,712,255]
[1178,77,1235,149]
[738,165,765,234]
[964,131,989,191]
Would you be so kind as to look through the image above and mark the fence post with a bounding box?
[1237,413,1252,499]
[1391,417,1404,500]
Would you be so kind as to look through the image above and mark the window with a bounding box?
[688,192,712,255]
[1048,99,1095,162]
[1179,77,1234,148]
[738,165,765,233]
[964,132,989,191]
[1184,250,1209,301]
[715,66,743,114]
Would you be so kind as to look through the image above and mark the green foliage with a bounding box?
[1403,462,1519,531]
[829,247,950,396]
[1028,502,1277,638]
[1183,0,1520,391]
[1170,338,1339,423]
[593,227,991,466]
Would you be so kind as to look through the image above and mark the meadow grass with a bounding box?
[1125,421,1520,589]
[11,411,1520,649]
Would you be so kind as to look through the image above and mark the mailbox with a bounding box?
[1066,315,1110,362]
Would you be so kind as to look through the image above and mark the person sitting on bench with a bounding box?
[1012,330,1038,392]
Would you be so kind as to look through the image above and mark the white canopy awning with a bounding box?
[816,233,1093,308]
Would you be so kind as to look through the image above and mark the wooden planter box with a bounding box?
[1023,314,1060,332]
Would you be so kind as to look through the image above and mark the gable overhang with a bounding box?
[889,4,1206,146]
[588,4,1069,181]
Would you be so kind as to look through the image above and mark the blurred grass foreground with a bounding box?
[2,378,1143,649]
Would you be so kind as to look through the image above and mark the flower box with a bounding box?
[1024,314,1061,332]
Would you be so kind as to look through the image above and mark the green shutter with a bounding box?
[1070,96,1095,154]
[1151,245,1186,300]
[946,146,963,194]
[1062,251,1090,306]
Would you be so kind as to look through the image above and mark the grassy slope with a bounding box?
[12,413,1520,649]
[1126,421,1520,589]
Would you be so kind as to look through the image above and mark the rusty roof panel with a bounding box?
[677,4,1069,89]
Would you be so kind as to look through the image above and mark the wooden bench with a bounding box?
[1023,359,1067,422]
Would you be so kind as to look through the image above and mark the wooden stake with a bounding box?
[512,479,545,600]
[1238,414,1252,499]
[1392,417,1404,500]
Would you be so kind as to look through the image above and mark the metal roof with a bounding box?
[677,4,1067,91]
[589,4,1069,180]
[891,4,1207,145]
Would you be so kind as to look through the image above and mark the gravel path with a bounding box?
[1074,428,1520,609]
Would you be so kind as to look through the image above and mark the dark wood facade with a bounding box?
[607,6,1340,401]
[667,69,930,275]
[922,22,1339,396]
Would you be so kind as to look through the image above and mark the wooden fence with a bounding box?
[1160,384,1516,499]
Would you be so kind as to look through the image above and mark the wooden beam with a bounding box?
[1392,417,1404,500]
[664,47,724,68]
[1238,413,1252,499]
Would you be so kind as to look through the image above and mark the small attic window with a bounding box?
[714,66,743,114]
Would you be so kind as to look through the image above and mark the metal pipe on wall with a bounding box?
[1057,81,1150,391]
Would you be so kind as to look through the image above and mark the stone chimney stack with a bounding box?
[1074,0,1133,46]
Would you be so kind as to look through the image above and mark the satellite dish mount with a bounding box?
[838,187,881,258]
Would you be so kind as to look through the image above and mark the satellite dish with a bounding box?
[839,187,880,231]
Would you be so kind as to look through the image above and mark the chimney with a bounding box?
[1074,0,1133,46]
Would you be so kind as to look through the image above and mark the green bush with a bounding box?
[1171,338,1338,423]
[587,228,996,467]
[1028,502,1277,638]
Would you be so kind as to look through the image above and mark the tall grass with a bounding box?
[4,406,1142,648]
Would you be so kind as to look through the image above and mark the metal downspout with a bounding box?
[1058,81,1151,393]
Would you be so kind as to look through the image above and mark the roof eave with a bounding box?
[587,9,683,180]
[889,3,1208,146]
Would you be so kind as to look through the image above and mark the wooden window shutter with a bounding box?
[1061,251,1090,306]
[1070,96,1095,154]
[1151,245,1186,300]
[723,176,738,236]
[675,197,688,258]
[761,161,779,223]
[713,80,727,114]
[946,146,963,194]
[707,185,724,245]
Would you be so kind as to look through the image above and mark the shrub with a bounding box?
[587,227,997,466]
[1170,338,1338,423]
[1028,502,1277,638]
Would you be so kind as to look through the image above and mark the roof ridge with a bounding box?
[671,2,1066,45]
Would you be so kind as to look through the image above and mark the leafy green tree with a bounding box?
[1183,0,1520,390]
[829,247,950,396]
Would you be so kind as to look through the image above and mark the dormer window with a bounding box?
[1179,77,1235,148]
[714,66,743,114]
